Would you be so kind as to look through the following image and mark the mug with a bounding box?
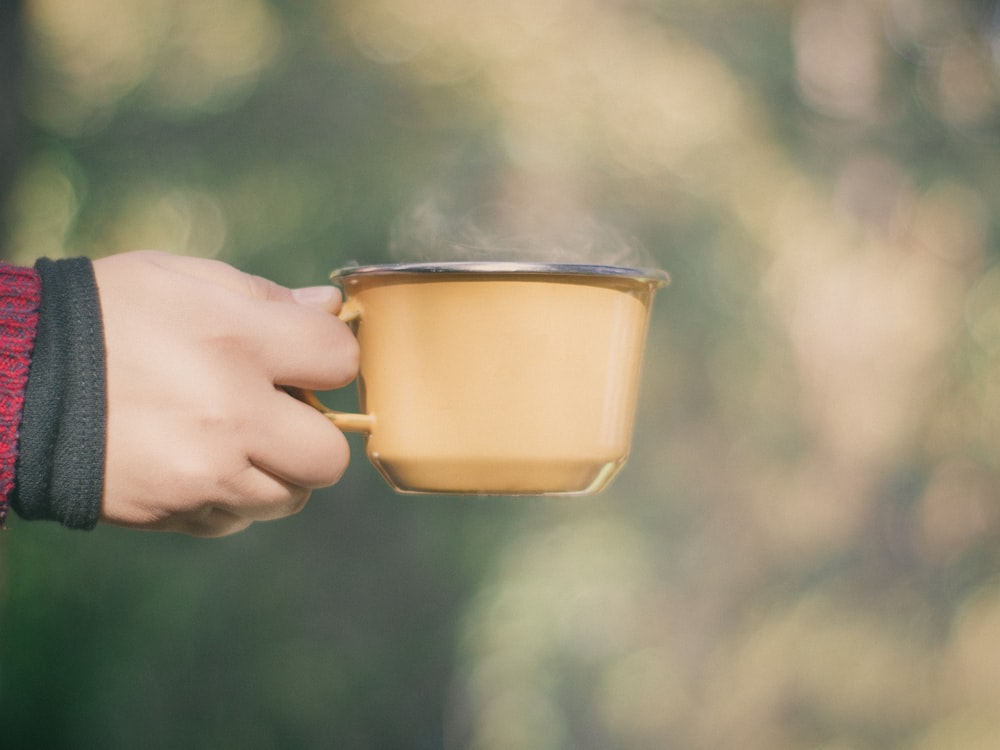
[294,262,668,495]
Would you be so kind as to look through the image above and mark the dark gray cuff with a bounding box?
[12,257,106,530]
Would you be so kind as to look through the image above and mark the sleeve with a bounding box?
[0,263,41,530]
[10,257,106,530]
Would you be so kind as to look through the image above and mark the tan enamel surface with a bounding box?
[338,272,657,495]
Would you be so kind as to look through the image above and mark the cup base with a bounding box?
[370,455,626,496]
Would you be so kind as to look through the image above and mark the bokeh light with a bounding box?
[3,0,1000,747]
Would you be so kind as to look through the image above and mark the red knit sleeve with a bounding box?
[0,263,41,529]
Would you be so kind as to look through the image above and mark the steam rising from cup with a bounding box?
[389,193,655,268]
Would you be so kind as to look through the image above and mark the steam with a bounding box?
[389,192,654,268]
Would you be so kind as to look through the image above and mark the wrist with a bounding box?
[12,257,106,530]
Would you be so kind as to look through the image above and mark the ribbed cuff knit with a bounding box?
[12,258,106,530]
[0,264,41,529]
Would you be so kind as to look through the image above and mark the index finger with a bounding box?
[246,298,360,390]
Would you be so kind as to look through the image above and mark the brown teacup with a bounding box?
[295,262,668,495]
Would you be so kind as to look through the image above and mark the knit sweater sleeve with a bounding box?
[11,258,106,530]
[0,263,41,529]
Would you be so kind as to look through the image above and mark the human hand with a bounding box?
[92,251,359,537]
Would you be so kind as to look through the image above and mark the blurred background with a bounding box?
[2,0,1000,747]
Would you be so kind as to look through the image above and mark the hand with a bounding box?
[92,251,359,537]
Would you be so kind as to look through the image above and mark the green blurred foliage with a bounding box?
[3,0,1000,748]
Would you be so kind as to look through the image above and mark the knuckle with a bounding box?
[285,487,312,516]
[316,429,351,487]
[290,419,351,489]
[323,321,361,386]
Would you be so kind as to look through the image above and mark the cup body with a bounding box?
[332,262,667,495]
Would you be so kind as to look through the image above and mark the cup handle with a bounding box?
[285,297,374,434]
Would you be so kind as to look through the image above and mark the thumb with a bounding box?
[291,285,343,313]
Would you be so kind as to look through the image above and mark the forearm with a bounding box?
[0,258,106,531]
[12,258,106,529]
[0,262,40,528]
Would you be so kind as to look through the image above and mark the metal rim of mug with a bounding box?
[330,261,670,287]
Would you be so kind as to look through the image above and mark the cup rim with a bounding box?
[330,261,670,286]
